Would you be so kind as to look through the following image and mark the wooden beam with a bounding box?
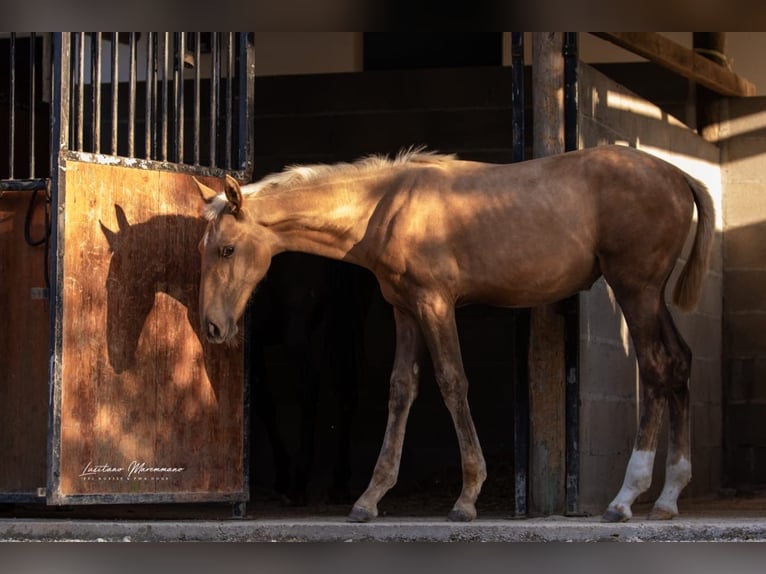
[592,32,755,97]
[529,32,567,517]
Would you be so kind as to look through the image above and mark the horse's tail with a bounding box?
[672,174,715,311]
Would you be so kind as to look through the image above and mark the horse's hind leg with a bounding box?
[348,307,424,522]
[602,294,692,523]
[648,316,692,520]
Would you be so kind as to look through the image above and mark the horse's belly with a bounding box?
[458,257,600,308]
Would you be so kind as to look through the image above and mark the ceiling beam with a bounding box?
[592,32,756,97]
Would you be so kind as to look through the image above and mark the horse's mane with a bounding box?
[203,147,456,220]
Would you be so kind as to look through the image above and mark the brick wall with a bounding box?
[720,97,766,488]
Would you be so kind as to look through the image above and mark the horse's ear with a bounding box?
[100,220,118,252]
[193,176,219,203]
[100,204,130,252]
[224,174,243,215]
[115,204,130,232]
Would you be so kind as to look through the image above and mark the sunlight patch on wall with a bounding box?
[638,145,723,232]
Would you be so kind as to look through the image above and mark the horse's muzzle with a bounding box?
[204,318,236,343]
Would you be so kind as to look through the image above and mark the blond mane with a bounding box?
[203,147,456,220]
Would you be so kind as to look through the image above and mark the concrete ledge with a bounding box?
[3,515,766,542]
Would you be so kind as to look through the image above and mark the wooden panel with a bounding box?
[0,191,49,495]
[51,160,244,503]
[529,33,566,515]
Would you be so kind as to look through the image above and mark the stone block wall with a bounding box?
[720,97,766,487]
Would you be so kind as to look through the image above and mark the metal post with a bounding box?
[48,32,72,499]
[110,33,119,156]
[29,33,36,177]
[563,31,580,517]
[91,32,101,154]
[511,32,525,165]
[238,32,255,178]
[9,33,15,178]
[510,31,529,518]
[210,32,220,167]
[128,33,136,158]
[193,33,201,166]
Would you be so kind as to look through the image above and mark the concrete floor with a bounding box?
[3,494,766,541]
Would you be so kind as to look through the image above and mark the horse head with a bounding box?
[195,175,273,344]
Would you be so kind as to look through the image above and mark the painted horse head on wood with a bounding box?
[194,145,714,523]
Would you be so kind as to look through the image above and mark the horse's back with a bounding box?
[371,146,698,308]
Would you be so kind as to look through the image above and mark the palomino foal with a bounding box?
[194,145,714,523]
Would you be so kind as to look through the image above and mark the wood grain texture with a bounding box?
[54,160,244,501]
[529,32,567,515]
[0,191,49,494]
[593,32,755,97]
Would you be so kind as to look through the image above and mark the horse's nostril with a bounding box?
[207,321,221,340]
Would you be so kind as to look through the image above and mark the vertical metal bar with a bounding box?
[510,32,529,518]
[194,33,201,165]
[49,32,72,503]
[110,33,119,156]
[563,31,580,517]
[238,32,255,177]
[76,33,85,151]
[161,32,169,162]
[145,32,154,160]
[209,32,219,167]
[511,32,525,164]
[176,32,185,164]
[29,33,36,177]
[225,32,233,170]
[128,32,136,158]
[9,32,15,178]
[91,32,102,154]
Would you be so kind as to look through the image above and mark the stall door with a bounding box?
[48,159,246,504]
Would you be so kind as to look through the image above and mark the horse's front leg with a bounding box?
[348,307,423,522]
[417,295,486,522]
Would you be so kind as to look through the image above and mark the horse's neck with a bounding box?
[250,181,378,263]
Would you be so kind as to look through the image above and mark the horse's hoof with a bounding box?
[601,508,630,523]
[347,505,375,523]
[647,506,676,521]
[447,507,476,522]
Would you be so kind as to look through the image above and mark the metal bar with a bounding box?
[29,33,36,177]
[510,32,529,518]
[9,33,15,179]
[511,32,525,164]
[110,33,119,156]
[76,33,84,151]
[145,32,154,160]
[563,31,580,517]
[194,33,201,165]
[161,32,169,162]
[0,178,50,191]
[210,32,219,166]
[175,32,185,164]
[238,32,255,177]
[91,32,102,154]
[225,32,233,170]
[128,32,136,158]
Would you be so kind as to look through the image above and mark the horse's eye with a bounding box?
[220,245,235,258]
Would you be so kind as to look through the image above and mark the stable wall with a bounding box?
[577,64,723,515]
[720,97,766,487]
